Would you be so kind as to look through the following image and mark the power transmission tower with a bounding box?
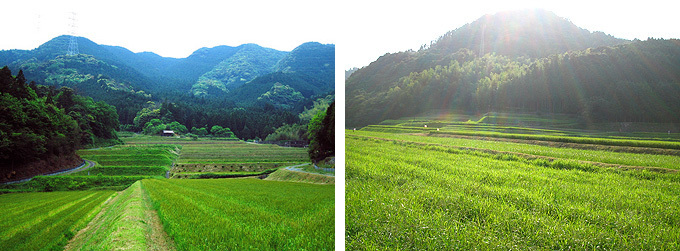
[479,24,485,56]
[67,12,79,56]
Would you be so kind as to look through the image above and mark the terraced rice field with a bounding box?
[124,136,308,177]
[350,130,680,171]
[76,144,179,176]
[0,191,115,250]
[174,141,308,176]
[346,125,680,249]
[2,135,321,250]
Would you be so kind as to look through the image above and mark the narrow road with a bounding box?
[2,159,96,185]
[285,163,335,177]
[48,159,96,176]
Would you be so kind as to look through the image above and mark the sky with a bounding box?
[0,0,337,58]
[336,0,680,70]
[1,1,678,70]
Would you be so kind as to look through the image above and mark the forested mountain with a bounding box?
[0,37,335,139]
[190,44,288,98]
[274,42,335,88]
[346,9,680,127]
[223,42,335,107]
[429,9,626,57]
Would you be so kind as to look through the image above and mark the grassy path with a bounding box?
[65,181,176,250]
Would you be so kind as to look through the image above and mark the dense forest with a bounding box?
[0,37,335,140]
[0,67,120,182]
[346,10,680,127]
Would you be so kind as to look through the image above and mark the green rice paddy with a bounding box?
[346,116,680,249]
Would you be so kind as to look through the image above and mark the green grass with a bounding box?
[348,130,680,170]
[346,134,680,249]
[142,178,334,250]
[0,190,115,251]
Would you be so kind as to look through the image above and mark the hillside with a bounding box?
[346,9,680,127]
[225,42,335,106]
[275,42,335,88]
[0,67,120,182]
[190,44,287,98]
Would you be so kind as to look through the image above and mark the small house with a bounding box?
[162,130,175,137]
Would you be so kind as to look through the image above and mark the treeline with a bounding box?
[347,39,680,126]
[0,66,120,174]
[128,98,300,140]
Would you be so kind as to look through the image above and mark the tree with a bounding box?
[191,127,208,136]
[308,102,334,162]
[168,121,188,134]
[210,125,235,138]
[264,123,307,141]
[143,119,166,135]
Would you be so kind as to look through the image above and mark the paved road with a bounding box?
[1,159,96,185]
[285,163,335,177]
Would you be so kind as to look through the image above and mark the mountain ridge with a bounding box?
[346,9,679,127]
[429,9,627,57]
[0,36,335,127]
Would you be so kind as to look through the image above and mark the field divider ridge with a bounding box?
[421,132,680,156]
[348,134,678,173]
